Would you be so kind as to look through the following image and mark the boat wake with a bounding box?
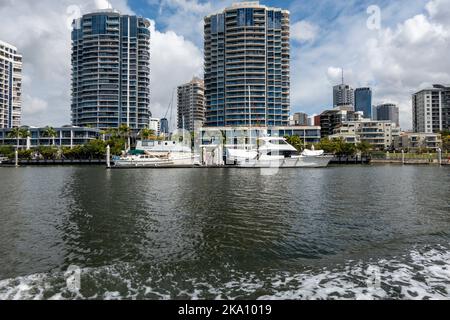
[1,245,449,300]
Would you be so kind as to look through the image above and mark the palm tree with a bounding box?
[138,128,155,141]
[285,135,304,152]
[8,127,30,149]
[118,124,132,150]
[42,126,58,146]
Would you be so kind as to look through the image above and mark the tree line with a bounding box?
[285,135,372,157]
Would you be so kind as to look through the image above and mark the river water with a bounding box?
[0,165,449,300]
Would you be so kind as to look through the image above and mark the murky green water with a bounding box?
[0,165,449,299]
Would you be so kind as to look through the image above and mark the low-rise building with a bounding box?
[0,126,100,149]
[319,109,363,137]
[330,120,400,150]
[149,118,161,136]
[200,126,322,147]
[394,132,442,152]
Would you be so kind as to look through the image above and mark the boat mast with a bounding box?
[248,85,252,150]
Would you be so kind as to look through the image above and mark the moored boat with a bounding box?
[226,137,332,168]
[112,140,198,167]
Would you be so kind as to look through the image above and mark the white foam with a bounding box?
[1,246,449,300]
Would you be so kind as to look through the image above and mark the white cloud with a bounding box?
[23,96,48,116]
[155,0,233,44]
[291,20,319,43]
[95,0,113,9]
[149,20,203,128]
[0,0,133,126]
[1,0,449,132]
[0,0,203,129]
[291,0,450,130]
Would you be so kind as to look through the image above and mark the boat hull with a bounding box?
[236,156,333,168]
[113,157,197,168]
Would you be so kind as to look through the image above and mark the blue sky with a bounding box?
[0,0,449,129]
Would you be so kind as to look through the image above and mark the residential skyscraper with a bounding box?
[354,87,372,118]
[0,40,22,128]
[71,10,151,130]
[160,118,169,135]
[374,103,399,127]
[333,84,354,108]
[412,84,450,133]
[204,2,290,127]
[177,77,205,131]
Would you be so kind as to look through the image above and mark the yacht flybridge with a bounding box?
[226,137,333,168]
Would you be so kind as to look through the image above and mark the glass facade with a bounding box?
[375,103,399,127]
[204,3,290,127]
[71,11,151,130]
[354,87,372,118]
[0,127,100,148]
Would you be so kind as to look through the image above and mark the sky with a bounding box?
[0,0,449,130]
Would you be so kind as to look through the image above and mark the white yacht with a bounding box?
[226,137,333,168]
[112,140,198,167]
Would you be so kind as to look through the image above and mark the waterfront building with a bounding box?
[374,103,399,127]
[333,84,354,108]
[204,2,290,127]
[319,109,363,137]
[71,10,151,131]
[200,126,321,146]
[394,132,442,152]
[354,87,372,118]
[177,77,205,131]
[0,40,22,128]
[160,118,169,135]
[149,118,161,136]
[291,112,308,126]
[412,84,450,133]
[330,120,400,150]
[0,126,100,149]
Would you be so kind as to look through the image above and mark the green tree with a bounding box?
[0,146,14,158]
[440,130,449,152]
[41,126,58,146]
[82,139,107,159]
[118,124,132,150]
[334,138,357,157]
[8,127,30,149]
[37,146,58,160]
[316,138,337,154]
[138,128,155,140]
[356,141,372,156]
[284,135,304,151]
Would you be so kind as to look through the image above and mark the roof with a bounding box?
[0,39,18,52]
[206,1,289,18]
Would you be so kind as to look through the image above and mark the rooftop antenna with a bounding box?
[341,68,344,85]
